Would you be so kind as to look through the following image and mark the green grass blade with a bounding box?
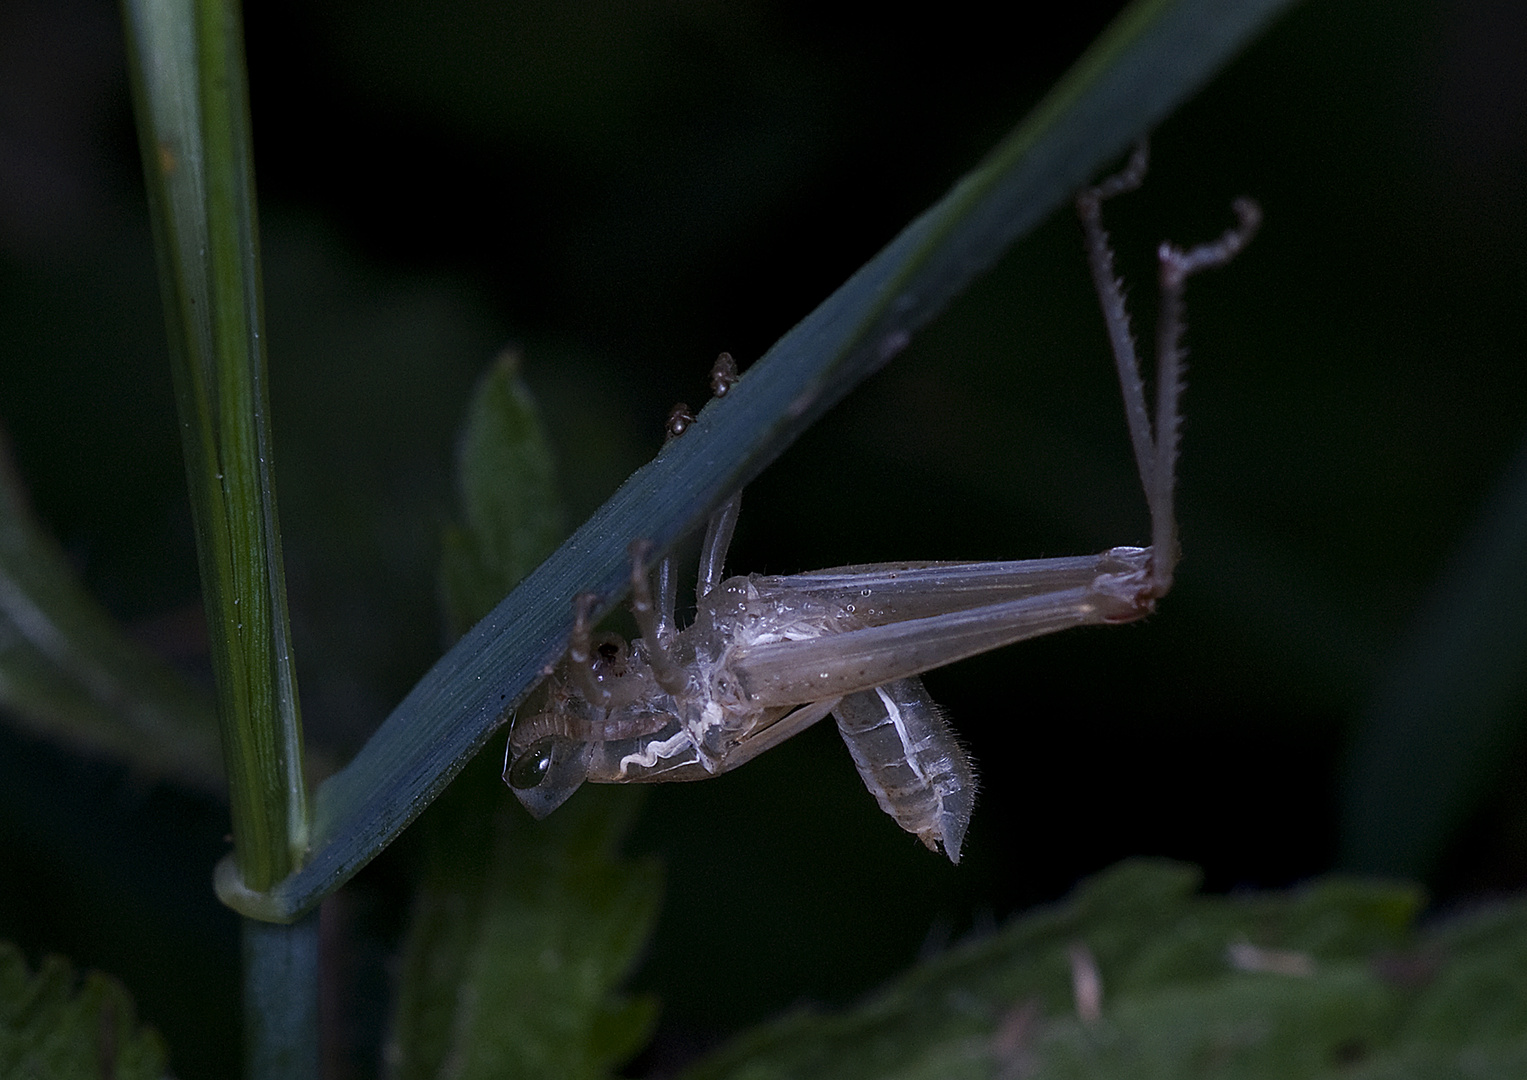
[222,0,1295,921]
[1340,428,1527,879]
[0,429,222,791]
[120,0,306,888]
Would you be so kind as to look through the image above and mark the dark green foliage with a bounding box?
[388,774,660,1080]
[0,942,167,1080]
[385,355,660,1079]
[439,350,564,641]
[678,859,1527,1080]
[0,435,220,792]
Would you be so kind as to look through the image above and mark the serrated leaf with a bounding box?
[387,756,660,1080]
[0,940,169,1080]
[387,362,656,1079]
[675,859,1527,1080]
[439,349,563,639]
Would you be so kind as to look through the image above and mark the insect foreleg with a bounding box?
[567,591,617,706]
[654,402,696,645]
[696,352,743,599]
[697,493,741,599]
[627,539,688,695]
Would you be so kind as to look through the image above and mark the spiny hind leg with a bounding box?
[1076,142,1260,597]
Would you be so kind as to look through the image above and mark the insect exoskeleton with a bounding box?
[503,143,1259,863]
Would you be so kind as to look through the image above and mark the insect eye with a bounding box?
[507,737,557,789]
[503,735,592,819]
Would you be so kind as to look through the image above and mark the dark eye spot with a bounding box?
[598,641,620,661]
[508,737,556,789]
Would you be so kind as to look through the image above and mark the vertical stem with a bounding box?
[121,0,306,896]
[120,0,315,1074]
[243,916,321,1080]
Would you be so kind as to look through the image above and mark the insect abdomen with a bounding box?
[832,678,977,863]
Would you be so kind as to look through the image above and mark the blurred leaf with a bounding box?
[0,940,169,1080]
[1340,426,1527,879]
[683,858,1527,1080]
[0,429,221,791]
[439,350,563,640]
[388,772,659,1080]
[227,0,1296,922]
[388,382,657,1079]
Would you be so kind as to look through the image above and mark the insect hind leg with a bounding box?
[1148,196,1261,591]
[1076,142,1260,597]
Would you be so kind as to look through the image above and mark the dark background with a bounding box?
[3,0,1526,1076]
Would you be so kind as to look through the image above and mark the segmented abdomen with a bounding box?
[832,677,977,863]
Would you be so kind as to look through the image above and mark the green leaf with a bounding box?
[0,940,169,1080]
[388,351,655,1078]
[670,861,1527,1079]
[439,350,564,639]
[675,860,1429,1080]
[0,429,221,791]
[387,755,660,1080]
[225,0,1297,923]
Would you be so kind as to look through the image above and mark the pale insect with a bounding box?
[504,145,1260,862]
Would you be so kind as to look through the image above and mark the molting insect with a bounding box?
[503,145,1259,862]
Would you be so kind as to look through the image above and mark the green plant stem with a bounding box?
[242,915,320,1080]
[120,0,315,1073]
[120,0,306,888]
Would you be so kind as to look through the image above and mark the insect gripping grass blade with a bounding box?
[506,148,1260,861]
